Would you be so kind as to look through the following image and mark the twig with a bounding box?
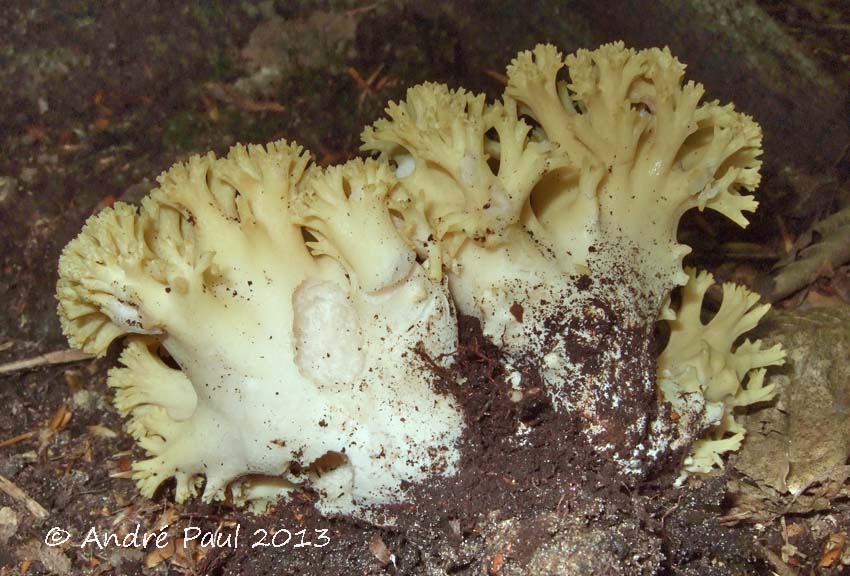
[0,474,48,519]
[412,342,455,386]
[755,543,798,576]
[0,348,92,376]
[717,510,751,526]
[720,242,781,260]
[346,2,378,16]
[346,64,395,108]
[203,82,285,113]
[0,430,37,448]
[775,214,795,254]
[484,69,509,86]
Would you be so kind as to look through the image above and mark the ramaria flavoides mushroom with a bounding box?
[56,43,783,515]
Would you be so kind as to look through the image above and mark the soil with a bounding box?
[1,1,849,575]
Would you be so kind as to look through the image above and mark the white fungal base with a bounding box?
[112,266,461,515]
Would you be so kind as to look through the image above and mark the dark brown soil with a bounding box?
[2,1,848,575]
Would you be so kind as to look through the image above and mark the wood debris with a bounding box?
[48,405,72,432]
[204,82,285,113]
[763,204,850,301]
[0,475,48,519]
[0,349,92,376]
[0,431,36,448]
[489,542,512,574]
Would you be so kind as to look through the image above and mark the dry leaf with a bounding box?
[490,542,512,574]
[17,539,72,575]
[48,405,72,432]
[153,507,179,532]
[819,532,846,568]
[369,533,391,565]
[144,539,175,568]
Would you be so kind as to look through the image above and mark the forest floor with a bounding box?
[1,1,848,575]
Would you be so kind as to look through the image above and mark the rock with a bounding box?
[234,11,357,98]
[0,507,19,544]
[0,176,16,204]
[734,307,850,512]
[19,166,38,184]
